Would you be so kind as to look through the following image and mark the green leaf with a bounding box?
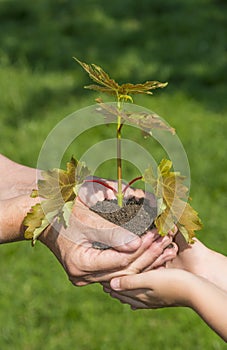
[23,203,45,240]
[74,58,119,95]
[75,161,91,184]
[143,159,203,242]
[143,165,157,188]
[75,57,168,99]
[38,157,78,203]
[96,102,175,135]
[23,158,90,243]
[32,209,59,246]
[62,201,74,227]
[155,207,175,236]
[176,203,203,243]
[118,81,168,96]
[30,189,39,198]
[121,111,175,135]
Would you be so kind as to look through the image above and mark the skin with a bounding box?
[103,233,227,342]
[105,268,227,342]
[0,154,178,286]
[168,232,227,291]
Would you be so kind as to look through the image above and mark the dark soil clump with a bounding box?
[90,197,157,249]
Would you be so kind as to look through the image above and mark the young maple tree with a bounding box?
[23,58,202,245]
[75,58,172,207]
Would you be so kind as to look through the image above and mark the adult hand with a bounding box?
[39,179,178,286]
[0,154,178,286]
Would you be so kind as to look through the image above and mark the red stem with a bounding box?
[84,179,118,194]
[122,176,143,194]
[85,176,143,198]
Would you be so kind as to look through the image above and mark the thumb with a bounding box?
[110,270,162,291]
[71,199,142,252]
[110,274,144,291]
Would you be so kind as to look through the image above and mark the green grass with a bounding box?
[0,0,227,348]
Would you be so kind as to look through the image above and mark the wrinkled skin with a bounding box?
[0,155,178,286]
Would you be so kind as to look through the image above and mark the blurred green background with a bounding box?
[0,0,227,349]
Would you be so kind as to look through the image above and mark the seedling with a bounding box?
[23,59,202,246]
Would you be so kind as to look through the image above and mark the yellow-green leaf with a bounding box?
[142,165,157,188]
[23,158,90,243]
[62,201,74,227]
[23,203,45,240]
[143,159,203,242]
[155,207,175,236]
[38,157,78,203]
[32,209,58,246]
[75,57,168,99]
[74,58,119,95]
[96,102,175,135]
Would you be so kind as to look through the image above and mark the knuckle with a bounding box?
[118,256,131,269]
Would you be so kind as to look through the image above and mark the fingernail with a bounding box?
[110,278,121,290]
[127,237,141,250]
[119,236,141,252]
[163,235,171,243]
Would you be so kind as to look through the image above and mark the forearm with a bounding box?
[168,234,227,292]
[0,154,38,199]
[0,195,40,244]
[187,276,227,342]
[0,154,41,243]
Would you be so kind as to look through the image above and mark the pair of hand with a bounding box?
[39,179,178,286]
[0,154,178,286]
[2,155,227,341]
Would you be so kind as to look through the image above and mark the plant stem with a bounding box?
[122,176,143,194]
[116,98,123,207]
[85,179,118,194]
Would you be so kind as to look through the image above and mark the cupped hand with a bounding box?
[39,178,178,286]
[103,268,193,309]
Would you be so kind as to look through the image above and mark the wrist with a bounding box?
[0,195,40,244]
[38,223,63,260]
[172,270,199,308]
[38,224,57,249]
[183,274,208,310]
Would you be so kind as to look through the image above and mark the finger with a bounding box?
[145,242,178,270]
[101,281,111,289]
[103,286,112,294]
[168,225,178,237]
[110,272,154,291]
[74,246,135,273]
[81,232,170,282]
[78,177,117,206]
[125,234,173,274]
[70,278,90,287]
[66,200,142,252]
[68,231,158,285]
[108,291,148,309]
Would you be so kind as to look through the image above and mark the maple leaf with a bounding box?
[23,203,46,240]
[121,111,175,135]
[142,159,202,243]
[23,203,58,245]
[23,158,90,245]
[74,58,167,99]
[74,57,119,95]
[37,157,78,203]
[96,101,175,135]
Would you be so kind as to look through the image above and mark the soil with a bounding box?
[90,197,157,249]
